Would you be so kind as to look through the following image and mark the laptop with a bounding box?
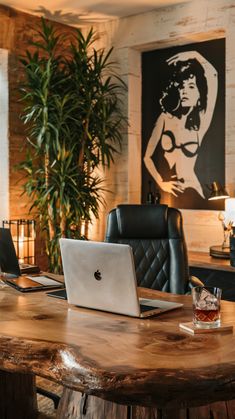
[0,227,63,292]
[59,239,183,318]
[0,227,21,277]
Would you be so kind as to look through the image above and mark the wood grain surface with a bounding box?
[188,251,235,272]
[0,371,37,419]
[1,285,235,409]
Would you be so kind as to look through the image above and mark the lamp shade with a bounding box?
[208,181,230,200]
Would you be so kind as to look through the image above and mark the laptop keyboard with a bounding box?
[140,304,159,313]
[47,288,67,300]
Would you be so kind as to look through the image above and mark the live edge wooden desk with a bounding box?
[1,287,235,419]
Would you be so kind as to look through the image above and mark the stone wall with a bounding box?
[87,0,235,252]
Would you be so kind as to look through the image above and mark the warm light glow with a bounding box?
[12,236,35,263]
[225,198,235,226]
[208,195,229,200]
[18,236,24,263]
[18,225,24,263]
[80,221,86,237]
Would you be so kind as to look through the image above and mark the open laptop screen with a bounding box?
[0,228,21,276]
[59,239,183,318]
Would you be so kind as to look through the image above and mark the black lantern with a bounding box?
[2,219,36,264]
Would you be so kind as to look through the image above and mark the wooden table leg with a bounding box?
[57,388,235,419]
[57,390,167,419]
[0,370,37,419]
[57,389,129,419]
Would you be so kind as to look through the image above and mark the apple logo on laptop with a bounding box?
[94,270,102,281]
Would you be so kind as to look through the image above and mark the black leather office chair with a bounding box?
[105,204,201,294]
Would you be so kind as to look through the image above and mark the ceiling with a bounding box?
[1,0,190,27]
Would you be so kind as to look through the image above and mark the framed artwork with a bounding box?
[142,38,225,209]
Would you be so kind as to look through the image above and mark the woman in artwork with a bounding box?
[144,51,218,201]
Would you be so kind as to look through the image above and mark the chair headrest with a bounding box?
[116,204,168,238]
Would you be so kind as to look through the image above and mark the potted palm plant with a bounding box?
[19,19,126,273]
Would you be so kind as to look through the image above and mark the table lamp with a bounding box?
[208,182,232,258]
[208,181,229,201]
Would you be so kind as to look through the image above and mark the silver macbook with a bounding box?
[60,239,183,318]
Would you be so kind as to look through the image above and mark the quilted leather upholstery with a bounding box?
[105,204,190,294]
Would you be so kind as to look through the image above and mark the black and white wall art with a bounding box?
[142,38,225,209]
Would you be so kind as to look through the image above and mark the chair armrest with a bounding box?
[185,276,204,294]
[190,275,204,287]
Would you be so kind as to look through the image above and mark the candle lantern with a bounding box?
[2,219,36,265]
